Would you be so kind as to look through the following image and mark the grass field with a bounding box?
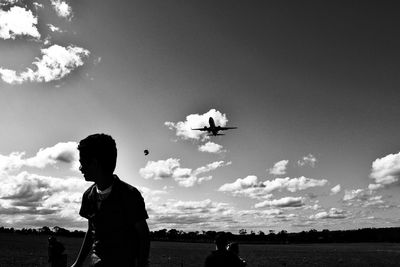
[1,233,400,266]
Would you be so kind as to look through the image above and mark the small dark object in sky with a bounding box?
[144,149,149,156]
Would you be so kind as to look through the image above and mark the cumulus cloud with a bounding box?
[370,152,400,185]
[269,160,289,175]
[309,208,346,220]
[0,44,90,84]
[0,0,19,6]
[219,176,328,199]
[330,184,341,195]
[343,188,387,208]
[368,183,384,191]
[147,199,237,231]
[343,189,370,202]
[33,2,44,9]
[255,196,304,208]
[50,0,72,20]
[219,175,260,192]
[165,109,229,141]
[0,6,40,40]
[139,158,231,187]
[0,141,79,173]
[0,171,90,229]
[47,24,63,32]
[198,142,225,154]
[298,154,317,167]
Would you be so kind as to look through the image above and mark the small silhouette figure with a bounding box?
[204,232,245,267]
[228,242,247,266]
[48,236,67,267]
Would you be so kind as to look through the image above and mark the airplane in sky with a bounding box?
[192,117,237,136]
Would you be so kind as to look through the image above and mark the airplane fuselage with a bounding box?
[192,117,236,136]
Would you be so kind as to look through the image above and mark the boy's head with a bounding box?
[78,134,117,180]
[215,232,228,250]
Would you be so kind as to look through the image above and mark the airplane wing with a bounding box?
[191,127,209,131]
[219,127,237,130]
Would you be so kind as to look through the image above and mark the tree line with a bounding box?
[1,226,399,243]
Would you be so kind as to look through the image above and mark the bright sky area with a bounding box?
[1,0,400,233]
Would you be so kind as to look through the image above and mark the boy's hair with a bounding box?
[78,133,117,174]
[215,232,228,249]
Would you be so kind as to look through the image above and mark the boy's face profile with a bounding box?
[79,152,97,182]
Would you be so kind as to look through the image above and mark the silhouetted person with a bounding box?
[71,134,150,267]
[204,232,245,267]
[227,242,247,267]
[48,236,67,267]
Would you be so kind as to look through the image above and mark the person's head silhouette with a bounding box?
[215,232,228,251]
[78,134,117,185]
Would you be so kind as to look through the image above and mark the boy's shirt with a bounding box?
[79,175,148,265]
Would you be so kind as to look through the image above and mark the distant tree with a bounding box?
[167,229,179,240]
[239,229,247,235]
[53,226,70,235]
[39,226,51,235]
[205,230,216,241]
[258,231,265,236]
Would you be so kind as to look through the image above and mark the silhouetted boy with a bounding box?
[48,236,67,267]
[71,134,150,267]
[204,232,245,267]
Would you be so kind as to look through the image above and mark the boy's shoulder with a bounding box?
[114,176,143,199]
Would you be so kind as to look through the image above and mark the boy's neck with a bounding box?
[96,174,115,190]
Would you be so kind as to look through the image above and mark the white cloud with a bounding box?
[269,160,289,175]
[370,152,400,185]
[0,44,90,84]
[50,0,72,20]
[368,183,384,191]
[264,176,328,193]
[330,184,341,195]
[0,171,90,229]
[219,175,260,192]
[309,208,346,220]
[343,188,387,208]
[255,196,304,208]
[298,154,317,167]
[219,176,327,199]
[198,142,225,154]
[0,141,79,173]
[47,24,63,32]
[33,2,44,9]
[165,109,228,141]
[0,0,19,5]
[139,158,231,187]
[147,198,237,231]
[0,6,40,40]
[343,189,369,201]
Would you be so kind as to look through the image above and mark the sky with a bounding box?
[1,0,400,234]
